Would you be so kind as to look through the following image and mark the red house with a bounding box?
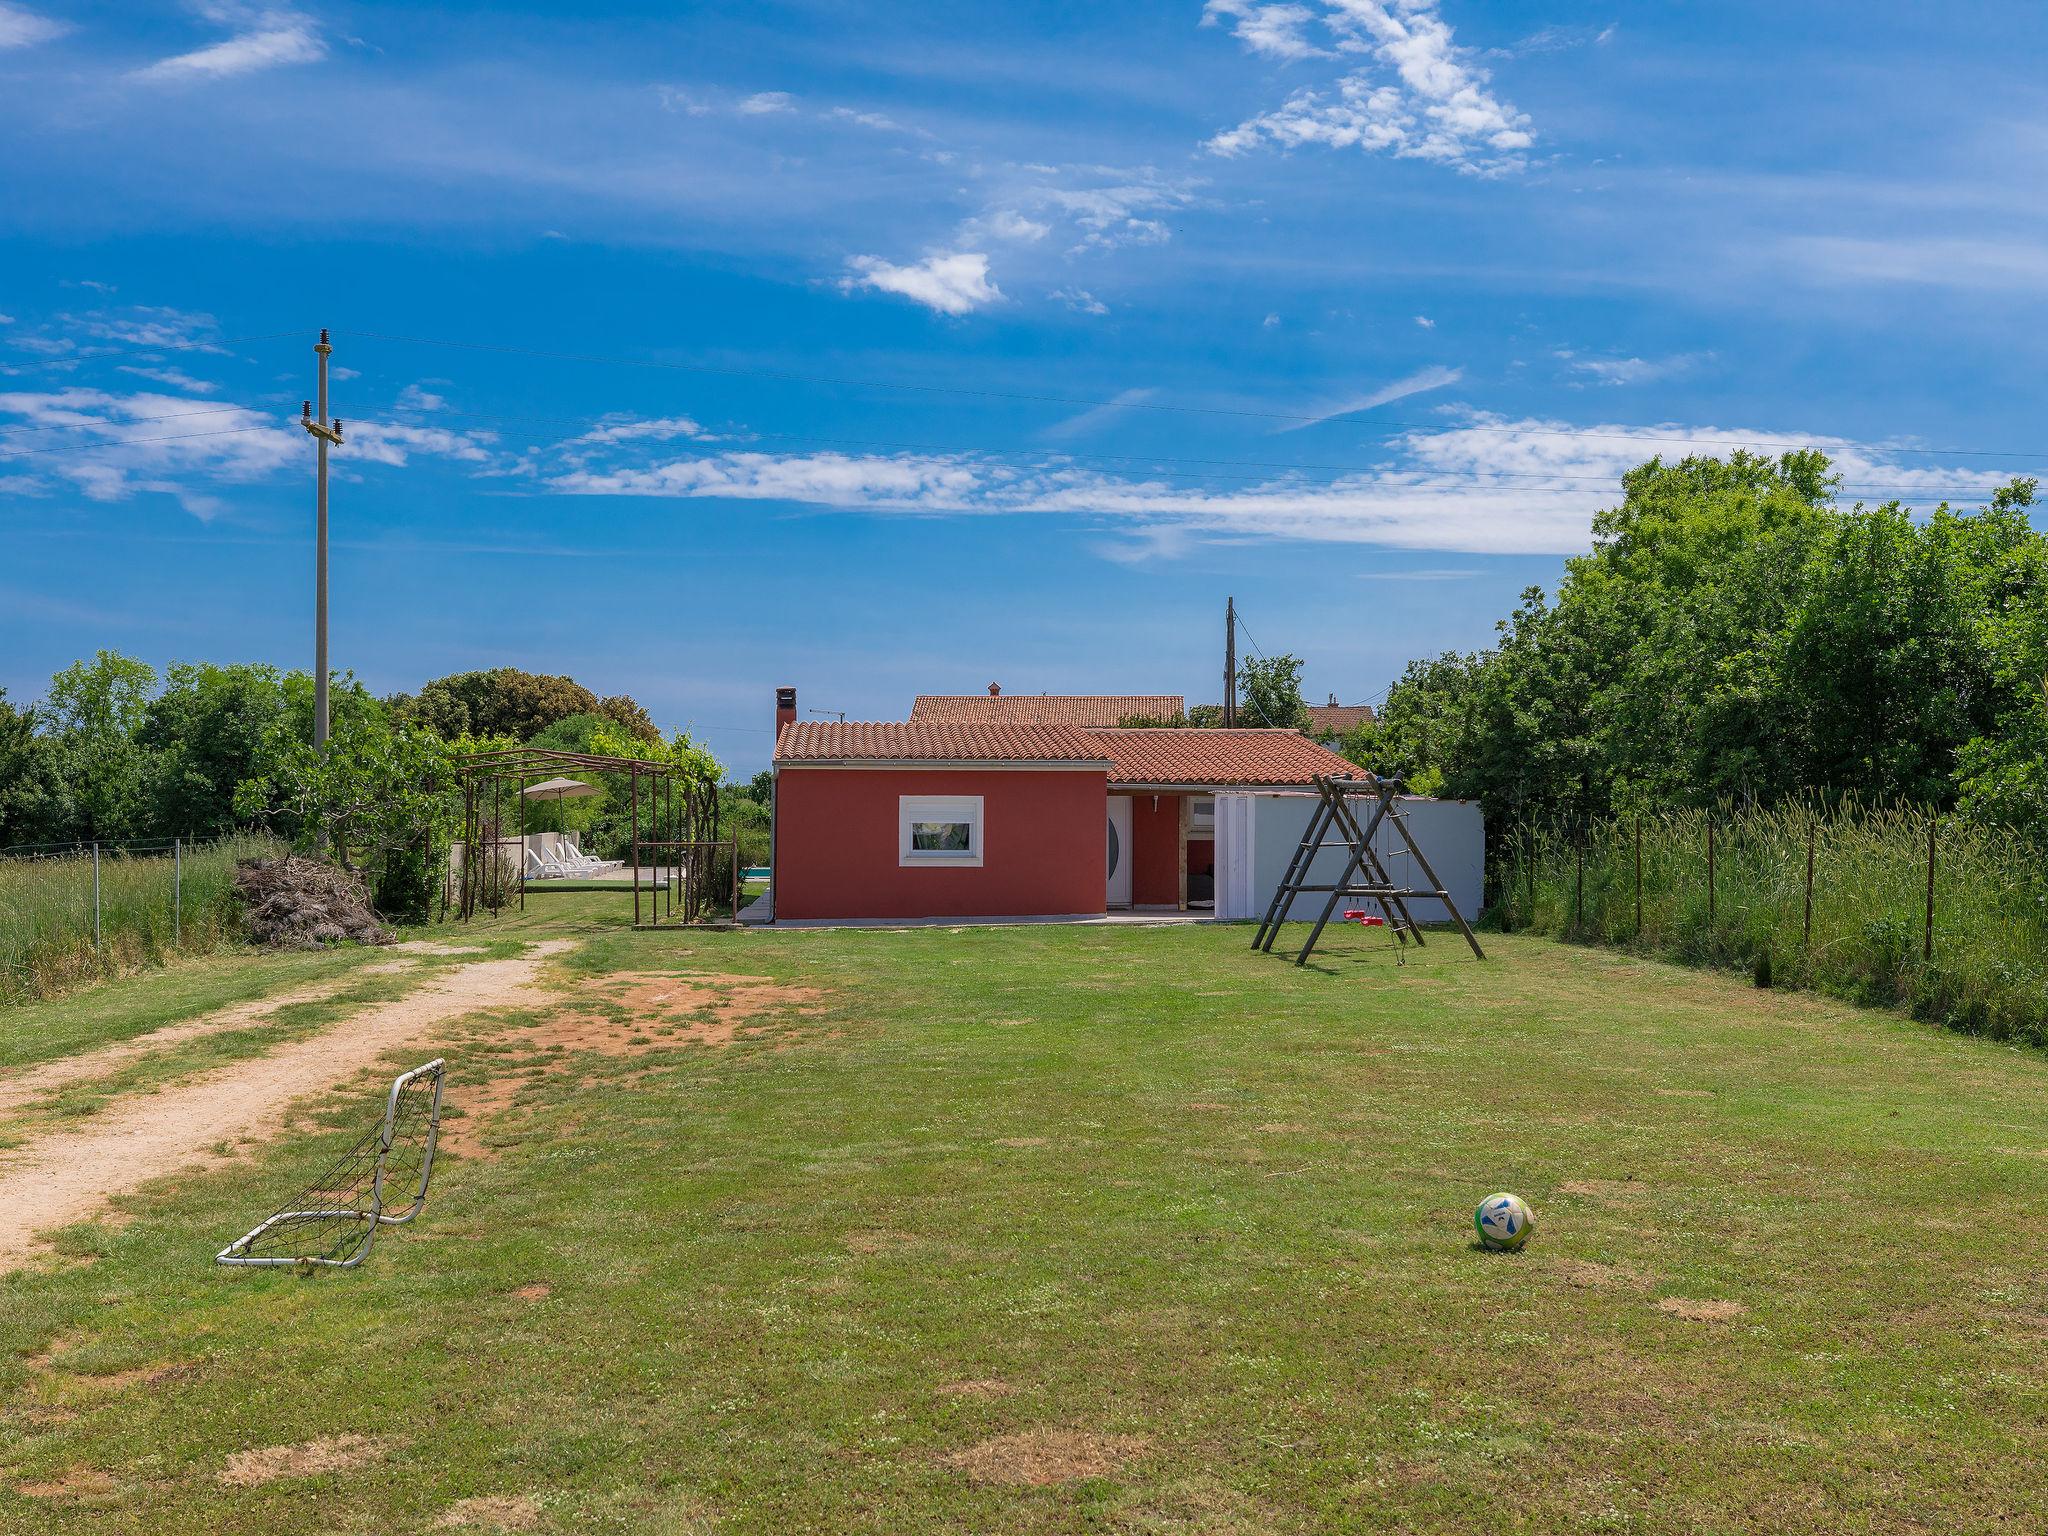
[767,688,1358,923]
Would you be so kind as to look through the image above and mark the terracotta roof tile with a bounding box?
[909,693,1184,726]
[1088,728,1357,787]
[774,721,1113,765]
[1305,703,1377,735]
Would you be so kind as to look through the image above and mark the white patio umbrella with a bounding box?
[522,775,601,802]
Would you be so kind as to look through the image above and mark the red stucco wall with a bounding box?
[1127,792,1183,907]
[775,767,1109,920]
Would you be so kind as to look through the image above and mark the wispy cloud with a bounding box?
[1050,287,1109,316]
[737,91,795,116]
[828,105,929,137]
[135,9,327,82]
[1553,349,1706,386]
[1205,1,1535,176]
[535,412,2011,558]
[0,2,67,50]
[1200,1,1332,62]
[840,251,1002,316]
[1781,233,2048,293]
[1042,387,1156,439]
[571,415,708,447]
[1277,363,1463,432]
[117,364,220,393]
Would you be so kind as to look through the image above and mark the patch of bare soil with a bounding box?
[937,1378,1016,1399]
[17,1466,117,1500]
[1658,1297,1748,1323]
[511,1283,551,1302]
[434,970,830,1162]
[435,1494,542,1530]
[389,941,490,956]
[0,967,415,1116]
[944,1428,1149,1487]
[219,1434,387,1487]
[0,941,574,1273]
[1552,1258,1651,1291]
[844,1229,917,1255]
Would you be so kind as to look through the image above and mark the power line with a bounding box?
[0,329,308,369]
[0,404,273,437]
[0,424,282,460]
[335,327,2048,461]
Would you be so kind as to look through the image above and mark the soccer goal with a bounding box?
[215,1058,445,1269]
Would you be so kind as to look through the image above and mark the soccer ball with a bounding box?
[1474,1192,1535,1252]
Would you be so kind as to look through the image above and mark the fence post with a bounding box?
[1924,817,1937,963]
[1706,815,1716,931]
[174,837,183,948]
[92,841,102,951]
[1633,816,1643,938]
[1803,818,1815,948]
[1574,826,1585,935]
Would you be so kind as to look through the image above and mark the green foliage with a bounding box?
[392,667,658,743]
[1235,652,1309,730]
[1346,457,2047,848]
[0,690,69,847]
[236,706,454,874]
[136,662,294,839]
[44,650,159,840]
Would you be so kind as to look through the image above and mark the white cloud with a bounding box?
[396,382,448,411]
[1277,363,1464,431]
[135,11,327,82]
[1781,233,2048,292]
[1201,0,1331,61]
[0,3,66,50]
[654,85,712,116]
[0,388,297,518]
[1413,314,1434,328]
[117,364,220,393]
[1554,350,1705,386]
[841,251,1002,316]
[341,420,496,466]
[737,91,795,116]
[828,106,927,137]
[1043,387,1155,439]
[1205,1,1534,175]
[552,451,982,510]
[530,410,2012,557]
[970,209,1052,243]
[76,305,224,353]
[1051,287,1110,316]
[571,415,707,446]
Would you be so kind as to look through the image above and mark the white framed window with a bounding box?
[1189,795,1217,835]
[898,795,984,868]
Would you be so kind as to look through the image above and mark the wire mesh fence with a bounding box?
[216,1058,444,1269]
[1498,803,2048,1047]
[0,832,282,1003]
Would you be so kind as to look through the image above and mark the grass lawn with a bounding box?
[2,900,2046,1532]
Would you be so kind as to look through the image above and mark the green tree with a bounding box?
[138,662,293,838]
[392,668,659,743]
[0,690,69,846]
[1236,653,1309,731]
[44,650,159,840]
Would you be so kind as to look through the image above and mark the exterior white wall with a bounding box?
[1214,792,1484,926]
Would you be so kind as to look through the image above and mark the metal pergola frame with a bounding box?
[451,746,739,929]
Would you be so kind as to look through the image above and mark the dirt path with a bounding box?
[0,962,422,1117]
[0,940,575,1272]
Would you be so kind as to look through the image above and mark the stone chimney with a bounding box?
[775,686,797,741]
[988,681,1002,697]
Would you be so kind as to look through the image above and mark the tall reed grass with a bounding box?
[1497,804,2048,1047]
[0,833,283,1004]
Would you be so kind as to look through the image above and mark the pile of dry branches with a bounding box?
[234,855,394,949]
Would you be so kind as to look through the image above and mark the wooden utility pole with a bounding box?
[300,330,344,751]
[1224,596,1237,727]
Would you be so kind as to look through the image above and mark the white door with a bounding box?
[1106,796,1133,907]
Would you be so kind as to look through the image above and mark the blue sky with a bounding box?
[3,1,2044,771]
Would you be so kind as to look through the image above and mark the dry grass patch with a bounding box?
[435,1493,542,1530]
[936,1378,1016,1399]
[17,1465,117,1501]
[1658,1297,1749,1323]
[218,1433,388,1487]
[944,1427,1150,1487]
[1551,1258,1652,1291]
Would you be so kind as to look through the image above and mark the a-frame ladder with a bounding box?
[1252,773,1486,965]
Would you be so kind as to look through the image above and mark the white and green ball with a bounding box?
[1474,1192,1535,1251]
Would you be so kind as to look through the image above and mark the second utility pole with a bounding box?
[301,329,344,750]
[1224,595,1237,727]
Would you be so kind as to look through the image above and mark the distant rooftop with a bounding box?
[910,691,1185,727]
